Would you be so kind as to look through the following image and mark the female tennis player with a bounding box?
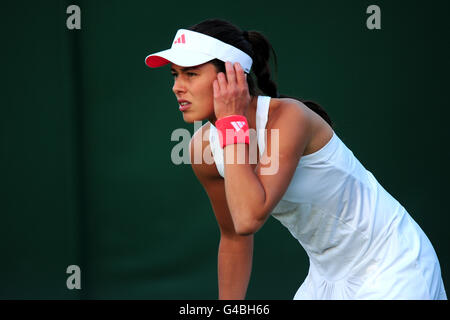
[145,19,447,300]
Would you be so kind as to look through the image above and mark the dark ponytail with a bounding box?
[244,30,279,98]
[188,19,333,128]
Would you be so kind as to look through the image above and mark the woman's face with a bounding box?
[171,62,218,123]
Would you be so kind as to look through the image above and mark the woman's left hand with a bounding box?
[213,61,251,119]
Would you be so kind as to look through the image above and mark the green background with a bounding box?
[1,0,449,299]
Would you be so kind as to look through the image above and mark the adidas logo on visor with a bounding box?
[173,34,186,44]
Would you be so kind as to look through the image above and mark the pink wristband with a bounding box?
[215,115,250,148]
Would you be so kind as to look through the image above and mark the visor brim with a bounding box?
[145,48,216,68]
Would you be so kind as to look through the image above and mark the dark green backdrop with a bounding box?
[1,0,449,299]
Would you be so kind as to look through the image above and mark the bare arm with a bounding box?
[207,176,254,299]
[223,103,310,235]
[190,124,253,299]
[213,62,310,235]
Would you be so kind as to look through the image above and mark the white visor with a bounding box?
[145,29,253,73]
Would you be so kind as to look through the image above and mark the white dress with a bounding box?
[208,96,447,299]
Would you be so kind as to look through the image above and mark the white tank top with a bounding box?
[208,96,446,299]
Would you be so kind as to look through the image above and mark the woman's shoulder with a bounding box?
[189,121,211,162]
[189,121,222,180]
[270,96,310,111]
[266,97,311,130]
[190,121,211,150]
[268,97,334,157]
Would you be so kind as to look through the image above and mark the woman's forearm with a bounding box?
[218,233,254,300]
[223,144,267,234]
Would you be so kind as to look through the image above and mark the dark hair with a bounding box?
[188,18,333,127]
